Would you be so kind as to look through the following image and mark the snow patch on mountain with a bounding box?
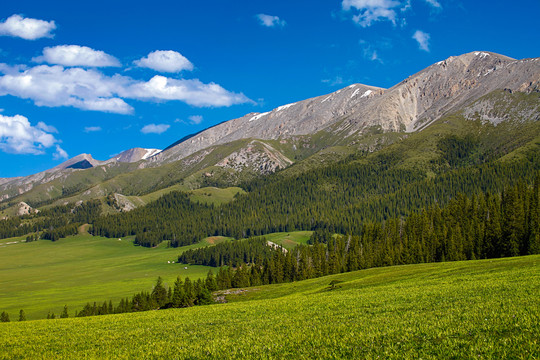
[249,112,270,122]
[142,149,161,160]
[275,103,296,112]
[360,90,373,98]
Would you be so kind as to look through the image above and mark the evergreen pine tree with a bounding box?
[205,270,218,291]
[528,174,540,254]
[18,309,26,321]
[172,276,186,308]
[183,277,195,307]
[1,311,9,322]
[151,276,168,308]
[60,305,69,318]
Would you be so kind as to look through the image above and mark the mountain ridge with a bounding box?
[0,50,538,207]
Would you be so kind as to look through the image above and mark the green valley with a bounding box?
[0,235,211,320]
[1,255,538,359]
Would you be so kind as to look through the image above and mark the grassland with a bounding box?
[260,231,312,250]
[0,235,215,320]
[188,186,246,206]
[1,255,538,359]
[0,231,309,320]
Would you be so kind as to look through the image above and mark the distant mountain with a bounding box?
[150,51,539,166]
[0,149,159,203]
[0,51,538,209]
[113,148,161,163]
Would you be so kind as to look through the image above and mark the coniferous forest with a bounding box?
[88,146,539,248]
[12,177,535,321]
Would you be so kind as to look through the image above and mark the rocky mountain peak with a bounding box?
[0,51,538,206]
[112,148,161,163]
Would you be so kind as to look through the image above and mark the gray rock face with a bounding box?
[150,51,540,166]
[148,83,385,166]
[16,202,38,216]
[216,140,293,175]
[360,51,540,133]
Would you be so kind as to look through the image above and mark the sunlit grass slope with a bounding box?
[1,255,538,359]
[0,231,309,320]
[0,235,215,320]
[261,231,312,250]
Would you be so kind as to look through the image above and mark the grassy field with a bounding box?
[1,255,538,359]
[0,235,214,320]
[261,231,312,250]
[0,231,309,320]
[188,186,246,206]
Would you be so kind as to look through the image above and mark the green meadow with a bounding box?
[0,235,215,320]
[260,231,312,249]
[0,232,310,320]
[1,255,538,359]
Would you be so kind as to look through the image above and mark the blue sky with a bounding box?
[0,0,539,177]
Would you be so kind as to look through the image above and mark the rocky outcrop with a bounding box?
[17,202,39,216]
[216,141,293,175]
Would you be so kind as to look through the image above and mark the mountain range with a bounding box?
[0,51,538,214]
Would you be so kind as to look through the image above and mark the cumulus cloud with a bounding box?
[141,123,170,134]
[0,14,56,40]
[256,14,286,27]
[0,64,134,114]
[412,30,430,51]
[188,115,203,124]
[123,75,252,107]
[0,114,58,154]
[53,145,68,160]
[34,45,121,67]
[0,63,252,114]
[342,0,401,27]
[134,50,193,73]
[84,126,102,132]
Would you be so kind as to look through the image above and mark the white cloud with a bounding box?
[134,50,193,73]
[342,0,401,27]
[0,63,252,114]
[141,123,170,134]
[123,75,252,107]
[84,126,102,132]
[53,145,68,160]
[34,45,121,67]
[0,114,58,154]
[412,30,430,51]
[256,14,286,27]
[0,64,133,114]
[322,76,344,86]
[0,14,56,40]
[401,0,412,12]
[359,40,384,63]
[424,0,442,8]
[188,115,203,124]
[36,121,58,133]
